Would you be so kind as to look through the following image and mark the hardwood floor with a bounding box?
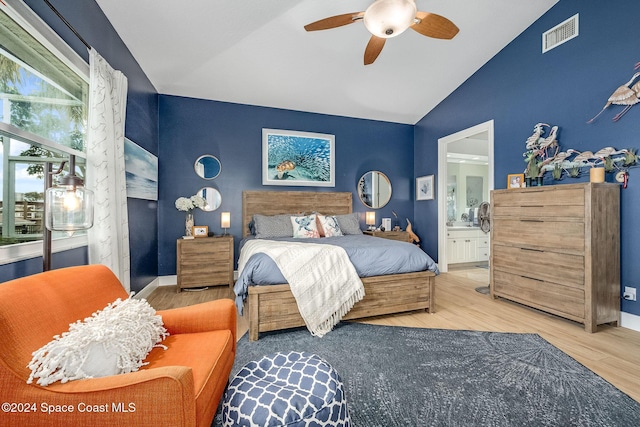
[146,267,640,403]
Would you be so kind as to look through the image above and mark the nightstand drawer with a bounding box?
[179,268,231,287]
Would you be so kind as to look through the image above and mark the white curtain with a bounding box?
[87,48,131,291]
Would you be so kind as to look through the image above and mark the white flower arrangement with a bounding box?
[175,195,206,212]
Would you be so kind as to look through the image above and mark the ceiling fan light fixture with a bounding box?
[363,0,417,39]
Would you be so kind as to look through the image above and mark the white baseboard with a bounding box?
[157,272,238,287]
[621,312,640,332]
[159,275,177,286]
[133,277,159,300]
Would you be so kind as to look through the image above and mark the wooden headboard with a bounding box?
[242,191,353,237]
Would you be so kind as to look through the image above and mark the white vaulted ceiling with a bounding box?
[95,0,558,124]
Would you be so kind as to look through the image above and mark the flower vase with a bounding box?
[185,212,194,237]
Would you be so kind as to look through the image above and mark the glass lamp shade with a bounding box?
[45,186,94,232]
[363,0,417,38]
[365,211,376,226]
[220,212,231,229]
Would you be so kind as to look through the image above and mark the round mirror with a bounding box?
[194,155,221,179]
[197,187,222,211]
[358,171,392,209]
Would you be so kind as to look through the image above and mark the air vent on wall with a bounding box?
[542,13,578,53]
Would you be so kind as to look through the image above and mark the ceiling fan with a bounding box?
[304,0,459,65]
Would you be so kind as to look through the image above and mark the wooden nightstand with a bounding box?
[363,230,411,242]
[176,235,234,292]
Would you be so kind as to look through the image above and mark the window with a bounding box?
[0,1,89,262]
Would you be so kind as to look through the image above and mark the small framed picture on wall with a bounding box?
[416,175,435,200]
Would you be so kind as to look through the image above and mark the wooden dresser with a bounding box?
[363,230,411,242]
[176,235,234,292]
[490,183,620,332]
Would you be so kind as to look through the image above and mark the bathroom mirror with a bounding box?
[357,171,392,209]
[194,155,221,179]
[197,187,222,211]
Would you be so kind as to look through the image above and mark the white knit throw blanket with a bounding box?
[238,239,365,337]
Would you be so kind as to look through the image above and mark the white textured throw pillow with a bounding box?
[27,297,168,386]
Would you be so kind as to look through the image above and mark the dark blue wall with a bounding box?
[158,96,414,275]
[0,0,160,291]
[414,0,640,316]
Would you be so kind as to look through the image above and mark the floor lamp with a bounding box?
[43,155,94,271]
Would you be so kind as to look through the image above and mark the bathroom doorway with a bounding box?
[437,120,494,273]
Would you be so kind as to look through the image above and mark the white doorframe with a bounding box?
[437,120,495,273]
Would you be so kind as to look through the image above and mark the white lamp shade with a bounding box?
[365,211,376,226]
[45,186,94,232]
[221,212,231,229]
[363,0,417,38]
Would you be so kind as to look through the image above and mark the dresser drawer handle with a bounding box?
[521,219,544,223]
[521,275,544,282]
[520,247,544,253]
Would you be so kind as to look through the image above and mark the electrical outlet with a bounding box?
[624,286,636,301]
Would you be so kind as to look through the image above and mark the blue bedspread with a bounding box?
[234,235,439,314]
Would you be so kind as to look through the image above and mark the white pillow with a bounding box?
[317,214,343,237]
[291,214,320,238]
[27,297,168,386]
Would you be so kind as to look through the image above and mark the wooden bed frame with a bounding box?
[242,190,436,341]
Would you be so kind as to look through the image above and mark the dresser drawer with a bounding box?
[492,245,584,289]
[493,187,584,219]
[493,270,585,320]
[491,218,584,253]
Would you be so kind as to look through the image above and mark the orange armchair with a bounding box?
[0,265,236,427]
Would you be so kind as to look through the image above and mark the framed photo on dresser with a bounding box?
[192,225,209,237]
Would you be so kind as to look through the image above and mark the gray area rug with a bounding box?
[214,323,640,426]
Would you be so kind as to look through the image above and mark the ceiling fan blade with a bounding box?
[364,36,386,65]
[411,12,459,39]
[304,12,364,32]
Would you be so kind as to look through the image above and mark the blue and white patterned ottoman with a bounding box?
[221,351,350,426]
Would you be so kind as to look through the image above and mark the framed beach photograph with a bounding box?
[262,128,335,187]
[416,175,435,201]
[507,173,525,189]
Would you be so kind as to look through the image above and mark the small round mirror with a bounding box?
[358,171,392,209]
[194,155,221,179]
[197,187,222,211]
